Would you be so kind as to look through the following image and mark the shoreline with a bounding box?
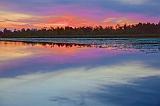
[0,37,160,45]
[1,34,160,39]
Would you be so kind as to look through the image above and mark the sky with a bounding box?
[0,0,160,29]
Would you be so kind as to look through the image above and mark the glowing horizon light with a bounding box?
[0,0,159,29]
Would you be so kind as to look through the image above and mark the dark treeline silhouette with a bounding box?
[0,22,160,38]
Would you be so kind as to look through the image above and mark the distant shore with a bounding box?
[0,23,160,38]
[1,34,160,39]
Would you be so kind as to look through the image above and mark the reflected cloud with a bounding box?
[0,42,33,62]
[0,40,135,62]
[0,62,160,106]
[0,40,160,106]
[0,40,138,78]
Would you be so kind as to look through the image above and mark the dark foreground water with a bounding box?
[0,38,160,106]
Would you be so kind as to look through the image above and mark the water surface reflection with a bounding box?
[0,39,160,106]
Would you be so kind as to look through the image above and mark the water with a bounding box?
[0,38,160,106]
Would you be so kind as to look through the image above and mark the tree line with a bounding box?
[0,22,160,38]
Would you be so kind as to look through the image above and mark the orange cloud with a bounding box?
[35,15,98,28]
[0,22,36,29]
[102,17,137,26]
[0,11,139,29]
[35,15,138,28]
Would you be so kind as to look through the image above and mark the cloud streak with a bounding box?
[115,0,150,5]
[0,0,159,29]
[0,62,160,106]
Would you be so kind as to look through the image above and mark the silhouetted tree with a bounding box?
[0,22,160,38]
[0,31,3,36]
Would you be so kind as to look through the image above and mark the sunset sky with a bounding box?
[0,0,159,29]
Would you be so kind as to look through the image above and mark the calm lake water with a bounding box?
[0,38,160,106]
